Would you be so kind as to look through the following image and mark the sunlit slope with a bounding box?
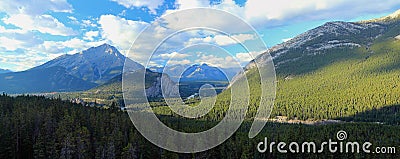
[271,39,400,121]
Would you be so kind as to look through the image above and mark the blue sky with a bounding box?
[1,0,400,71]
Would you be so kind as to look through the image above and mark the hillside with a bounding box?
[86,69,178,99]
[220,12,400,123]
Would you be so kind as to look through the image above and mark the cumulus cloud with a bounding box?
[109,0,164,14]
[170,0,400,28]
[0,37,24,51]
[82,19,98,28]
[0,31,43,52]
[166,59,192,65]
[0,50,68,71]
[83,31,99,41]
[160,52,190,59]
[0,25,26,34]
[39,38,106,54]
[174,0,209,10]
[194,53,240,68]
[2,14,76,36]
[234,51,265,65]
[0,0,75,36]
[0,0,72,15]
[98,14,149,50]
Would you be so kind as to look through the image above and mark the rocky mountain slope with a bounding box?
[32,43,143,84]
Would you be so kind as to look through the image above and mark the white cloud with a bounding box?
[0,0,75,37]
[110,0,164,14]
[166,59,191,65]
[98,14,149,50]
[160,52,190,59]
[39,38,107,54]
[83,31,99,41]
[67,16,79,25]
[0,0,72,15]
[235,50,265,65]
[67,16,77,21]
[0,51,67,71]
[0,37,24,51]
[82,19,98,28]
[214,34,255,46]
[167,0,400,29]
[194,53,240,68]
[174,0,209,10]
[0,30,43,52]
[185,34,256,46]
[235,53,253,64]
[2,14,76,36]
[0,25,26,34]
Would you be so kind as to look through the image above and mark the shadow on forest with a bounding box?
[335,104,400,125]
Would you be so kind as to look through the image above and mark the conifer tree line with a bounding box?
[1,94,400,158]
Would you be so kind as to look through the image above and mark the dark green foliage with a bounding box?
[1,94,399,158]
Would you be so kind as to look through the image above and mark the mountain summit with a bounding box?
[32,44,143,84]
[180,63,228,82]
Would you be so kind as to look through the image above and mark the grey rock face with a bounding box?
[32,43,143,84]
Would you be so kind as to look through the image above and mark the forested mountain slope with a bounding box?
[226,12,400,122]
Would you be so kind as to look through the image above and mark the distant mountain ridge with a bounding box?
[0,68,11,74]
[149,64,239,82]
[179,63,228,82]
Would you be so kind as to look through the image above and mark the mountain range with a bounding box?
[179,63,228,82]
[0,68,11,74]
[4,9,400,100]
[149,64,239,82]
[0,43,236,95]
[0,44,143,94]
